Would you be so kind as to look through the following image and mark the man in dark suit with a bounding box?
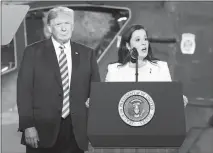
[17,6,100,153]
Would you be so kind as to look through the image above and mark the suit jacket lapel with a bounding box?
[70,41,80,87]
[45,39,62,89]
[44,40,80,89]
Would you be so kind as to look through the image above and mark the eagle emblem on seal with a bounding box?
[118,90,155,126]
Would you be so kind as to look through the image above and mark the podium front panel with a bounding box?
[87,82,186,148]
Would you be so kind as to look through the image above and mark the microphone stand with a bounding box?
[135,56,138,82]
[130,47,139,82]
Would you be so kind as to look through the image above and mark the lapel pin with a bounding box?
[75,52,79,55]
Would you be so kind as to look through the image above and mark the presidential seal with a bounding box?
[118,90,155,127]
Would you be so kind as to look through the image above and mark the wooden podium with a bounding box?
[87,82,186,148]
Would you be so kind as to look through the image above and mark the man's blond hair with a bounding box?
[47,6,74,25]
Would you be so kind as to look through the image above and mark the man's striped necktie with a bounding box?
[59,45,70,118]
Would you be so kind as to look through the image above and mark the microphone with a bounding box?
[130,47,138,60]
[129,47,139,82]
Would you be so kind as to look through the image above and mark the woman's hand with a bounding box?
[85,98,90,108]
[183,95,188,107]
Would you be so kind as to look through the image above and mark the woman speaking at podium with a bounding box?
[104,24,188,153]
[105,24,188,106]
[105,24,171,82]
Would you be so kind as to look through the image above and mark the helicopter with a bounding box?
[1,1,213,153]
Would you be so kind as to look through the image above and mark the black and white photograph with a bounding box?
[1,1,213,153]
